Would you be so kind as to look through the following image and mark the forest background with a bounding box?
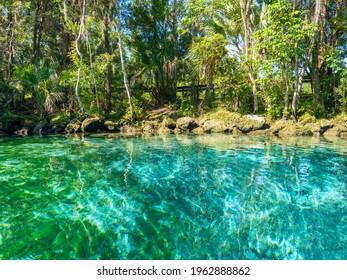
[0,0,346,130]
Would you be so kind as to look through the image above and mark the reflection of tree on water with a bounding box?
[230,142,347,259]
[124,140,134,186]
[0,135,346,259]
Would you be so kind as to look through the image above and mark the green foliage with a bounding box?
[257,73,286,119]
[326,48,347,113]
[179,99,196,117]
[298,99,327,118]
[12,60,65,117]
[213,57,253,113]
[189,34,228,80]
[336,77,347,112]
[254,3,316,64]
[0,0,346,125]
[0,81,23,112]
[253,2,318,118]
[298,112,316,124]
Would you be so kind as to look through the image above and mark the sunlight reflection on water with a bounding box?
[0,134,346,260]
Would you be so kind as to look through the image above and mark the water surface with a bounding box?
[0,134,346,259]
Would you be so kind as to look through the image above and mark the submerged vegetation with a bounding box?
[0,0,347,133]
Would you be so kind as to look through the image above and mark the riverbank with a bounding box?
[1,109,347,138]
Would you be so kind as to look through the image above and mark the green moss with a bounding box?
[206,110,241,122]
[298,113,316,125]
[296,126,313,136]
[50,113,70,125]
[334,112,347,125]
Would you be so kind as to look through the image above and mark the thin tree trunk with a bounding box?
[283,63,289,117]
[240,0,258,113]
[311,45,321,102]
[292,1,322,119]
[311,0,323,102]
[32,0,48,60]
[234,94,240,112]
[63,0,68,22]
[331,0,343,49]
[170,0,178,102]
[292,59,307,120]
[33,1,40,58]
[6,12,14,80]
[204,70,214,108]
[190,24,198,104]
[74,0,86,114]
[102,5,112,113]
[240,0,249,57]
[37,0,48,58]
[248,70,258,113]
[86,30,100,113]
[190,76,198,104]
[116,4,135,120]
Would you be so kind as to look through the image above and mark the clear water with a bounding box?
[0,134,346,260]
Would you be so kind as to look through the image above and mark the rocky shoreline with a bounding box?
[1,110,347,138]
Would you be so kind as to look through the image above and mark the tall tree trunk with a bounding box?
[319,0,344,105]
[86,30,100,113]
[311,44,321,102]
[292,0,322,119]
[310,0,324,103]
[102,4,112,113]
[116,3,135,120]
[283,63,289,117]
[240,0,258,113]
[190,76,198,104]
[292,59,307,120]
[169,0,178,102]
[63,0,68,22]
[33,1,40,58]
[74,0,86,114]
[33,0,48,60]
[190,24,198,104]
[204,69,214,108]
[6,12,14,80]
[248,70,258,113]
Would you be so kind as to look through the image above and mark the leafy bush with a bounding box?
[179,99,196,117]
[298,99,326,118]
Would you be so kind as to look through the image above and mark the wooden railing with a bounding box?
[116,84,213,93]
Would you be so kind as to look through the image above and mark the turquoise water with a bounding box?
[0,134,346,260]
